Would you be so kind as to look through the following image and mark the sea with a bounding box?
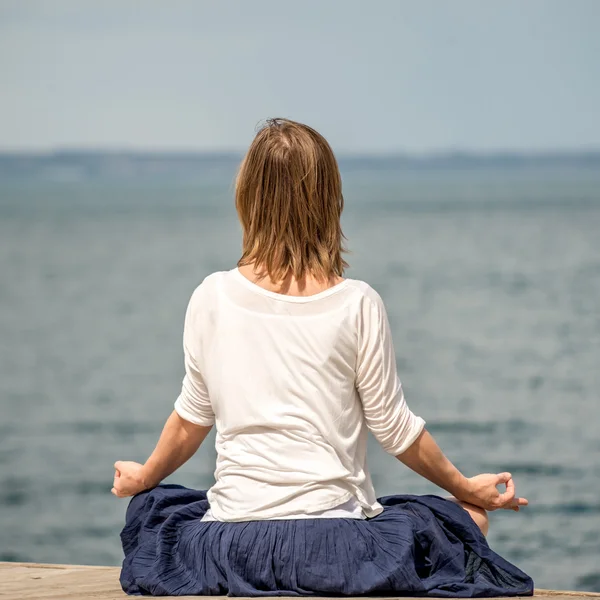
[0,154,599,591]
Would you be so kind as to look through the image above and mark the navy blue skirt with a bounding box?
[120,485,533,597]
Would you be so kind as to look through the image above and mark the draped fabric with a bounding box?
[120,485,534,597]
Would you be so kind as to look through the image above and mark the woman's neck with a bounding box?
[238,264,344,297]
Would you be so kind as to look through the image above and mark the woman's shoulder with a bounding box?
[344,278,387,310]
[187,270,230,305]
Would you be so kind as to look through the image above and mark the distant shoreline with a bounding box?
[1,150,600,181]
[1,149,600,162]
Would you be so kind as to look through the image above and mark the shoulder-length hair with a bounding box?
[235,118,348,282]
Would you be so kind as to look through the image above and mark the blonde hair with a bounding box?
[235,118,348,282]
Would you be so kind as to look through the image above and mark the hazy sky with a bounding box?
[1,0,599,153]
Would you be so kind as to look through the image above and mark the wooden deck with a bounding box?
[1,562,600,600]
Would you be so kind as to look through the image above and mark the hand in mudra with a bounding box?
[466,472,528,512]
[112,461,148,498]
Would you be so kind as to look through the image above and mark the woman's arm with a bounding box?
[354,291,527,513]
[355,291,426,456]
[397,428,528,512]
[112,288,216,498]
[112,411,212,497]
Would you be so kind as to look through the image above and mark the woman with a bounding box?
[113,118,533,597]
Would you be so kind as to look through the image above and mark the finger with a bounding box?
[504,477,515,495]
[497,479,515,507]
[506,494,528,509]
[496,472,512,485]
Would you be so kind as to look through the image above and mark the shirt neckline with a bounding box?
[231,268,349,303]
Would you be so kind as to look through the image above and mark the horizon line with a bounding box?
[1,146,600,158]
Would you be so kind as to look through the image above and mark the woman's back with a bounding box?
[114,119,532,597]
[175,268,425,520]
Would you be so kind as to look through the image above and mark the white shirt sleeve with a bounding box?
[174,289,215,427]
[355,290,425,455]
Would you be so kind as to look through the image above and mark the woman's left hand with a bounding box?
[112,461,149,498]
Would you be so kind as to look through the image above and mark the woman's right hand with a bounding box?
[112,461,149,498]
[463,472,528,512]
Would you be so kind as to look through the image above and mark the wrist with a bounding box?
[140,463,160,490]
[450,473,473,502]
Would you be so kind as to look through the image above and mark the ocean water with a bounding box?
[0,165,599,591]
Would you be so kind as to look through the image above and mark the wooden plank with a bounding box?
[0,563,125,600]
[536,593,600,599]
[1,562,599,600]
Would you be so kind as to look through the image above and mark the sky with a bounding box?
[1,0,599,153]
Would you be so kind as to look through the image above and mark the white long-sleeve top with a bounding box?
[174,268,425,521]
